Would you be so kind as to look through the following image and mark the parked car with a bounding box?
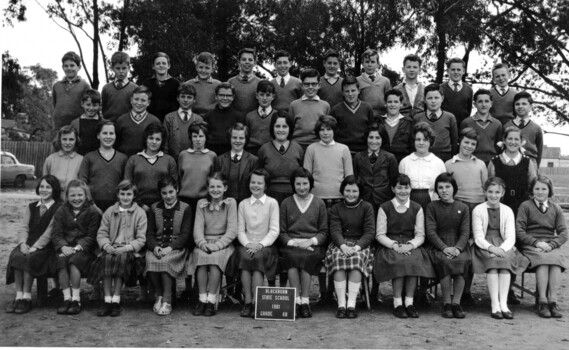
[1,151,36,187]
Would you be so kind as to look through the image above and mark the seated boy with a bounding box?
[356,48,391,117]
[70,89,105,156]
[460,89,503,164]
[227,48,262,114]
[489,63,518,126]
[289,68,331,150]
[504,91,543,167]
[163,82,204,159]
[52,51,90,129]
[412,83,458,162]
[317,49,344,109]
[187,52,221,115]
[115,85,161,157]
[245,80,277,155]
[270,50,302,112]
[331,76,374,153]
[394,54,425,118]
[441,57,473,127]
[102,51,138,122]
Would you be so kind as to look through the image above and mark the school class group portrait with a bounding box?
[5,39,568,328]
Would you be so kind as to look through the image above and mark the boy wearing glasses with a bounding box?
[204,82,245,155]
[289,68,331,150]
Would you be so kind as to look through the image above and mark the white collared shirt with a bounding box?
[37,200,55,210]
[502,152,522,165]
[426,110,443,120]
[363,71,380,81]
[391,197,410,213]
[534,199,548,210]
[258,106,273,116]
[250,194,267,205]
[301,95,321,101]
[449,154,477,163]
[513,116,531,126]
[178,108,192,119]
[230,151,243,161]
[449,80,463,91]
[405,82,418,106]
[383,113,405,127]
[399,153,446,198]
[277,74,290,86]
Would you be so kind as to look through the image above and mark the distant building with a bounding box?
[541,146,569,168]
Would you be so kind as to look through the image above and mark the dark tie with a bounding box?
[370,75,375,82]
[429,113,437,121]
[453,83,459,92]
[518,119,525,128]
[233,154,240,163]
[260,108,267,118]
[242,75,248,83]
[279,145,286,154]
[116,80,123,89]
[182,111,188,122]
[539,202,545,213]
[280,78,285,88]
[370,152,378,164]
[500,88,506,95]
[39,204,47,217]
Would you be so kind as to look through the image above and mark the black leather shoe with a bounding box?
[405,304,419,318]
[336,307,346,318]
[67,300,81,315]
[539,302,551,318]
[300,303,312,318]
[501,310,514,320]
[110,302,121,317]
[97,302,112,317]
[240,303,252,317]
[193,301,206,316]
[203,302,216,316]
[549,302,562,318]
[491,311,503,319]
[393,305,408,318]
[346,307,357,319]
[14,299,31,314]
[442,303,453,318]
[452,303,465,318]
[57,300,72,315]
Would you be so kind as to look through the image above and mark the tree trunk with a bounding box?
[118,0,131,51]
[434,7,447,84]
[92,0,100,89]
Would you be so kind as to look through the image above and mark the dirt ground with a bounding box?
[1,185,568,349]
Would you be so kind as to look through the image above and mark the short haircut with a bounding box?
[111,51,130,66]
[339,175,362,194]
[403,53,422,67]
[391,173,411,188]
[363,122,389,144]
[95,120,116,135]
[274,50,291,62]
[53,125,80,152]
[361,48,379,61]
[424,83,443,97]
[36,174,62,201]
[249,168,271,188]
[530,175,554,197]
[61,51,81,66]
[178,82,197,97]
[81,89,101,104]
[188,121,209,147]
[314,115,338,136]
[434,172,458,197]
[459,127,479,143]
[238,48,256,61]
[257,79,276,94]
[484,176,506,192]
[65,179,93,202]
[474,89,492,101]
[142,123,166,150]
[290,167,314,192]
[323,49,340,62]
[227,122,250,146]
[384,88,403,102]
[152,52,170,65]
[513,91,533,105]
[502,125,521,140]
[300,68,320,82]
[132,85,152,99]
[215,82,235,95]
[492,62,509,75]
[157,176,178,192]
[269,110,294,140]
[196,52,215,66]
[413,122,435,145]
[117,179,138,197]
[446,57,465,69]
[341,76,359,90]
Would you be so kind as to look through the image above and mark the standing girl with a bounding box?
[142,52,180,122]
[375,174,435,319]
[51,179,102,315]
[516,176,568,318]
[426,173,471,318]
[280,168,328,318]
[146,177,192,316]
[43,125,84,196]
[89,180,147,317]
[6,175,62,314]
[236,169,279,317]
[188,172,237,317]
[472,177,529,319]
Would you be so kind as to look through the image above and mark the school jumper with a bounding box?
[289,97,331,149]
[227,75,261,114]
[460,114,503,164]
[216,151,258,204]
[304,141,353,200]
[187,77,221,115]
[271,75,303,112]
[490,87,518,126]
[43,151,83,194]
[102,81,138,122]
[317,76,344,110]
[52,76,90,129]
[357,74,391,117]
[124,152,178,207]
[444,155,488,205]
[245,108,277,154]
[331,100,375,153]
[380,115,414,163]
[413,111,459,162]
[441,82,473,127]
[504,118,543,167]
[394,82,425,118]
[177,149,217,202]
[115,112,161,157]
[163,109,203,159]
[70,115,105,156]
[203,105,245,156]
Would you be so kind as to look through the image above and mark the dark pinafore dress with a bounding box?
[373,201,435,282]
[491,155,530,216]
[6,201,61,284]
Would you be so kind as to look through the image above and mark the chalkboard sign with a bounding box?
[254,286,296,321]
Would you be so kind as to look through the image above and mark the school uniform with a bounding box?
[413,110,458,162]
[289,96,331,149]
[330,100,375,153]
[398,153,446,211]
[146,201,192,279]
[460,114,503,164]
[374,199,435,282]
[380,114,414,163]
[279,195,328,275]
[504,117,544,167]
[444,155,487,205]
[115,111,162,157]
[516,199,568,271]
[178,148,217,202]
[394,81,424,118]
[357,72,391,117]
[102,79,138,122]
[490,87,518,126]
[163,108,204,159]
[6,200,61,284]
[125,151,178,207]
[317,75,343,109]
[245,107,276,154]
[227,73,261,114]
[441,81,473,127]
[52,76,90,129]
[187,76,221,115]
[70,115,106,156]
[271,74,303,112]
[353,149,398,211]
[215,151,258,204]
[304,140,353,200]
[203,105,245,156]
[142,76,180,122]
[43,151,83,195]
[472,203,529,274]
[325,199,375,277]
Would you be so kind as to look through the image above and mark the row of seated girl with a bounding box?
[6,167,567,320]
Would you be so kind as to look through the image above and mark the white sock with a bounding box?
[301,297,310,305]
[104,296,112,303]
[71,288,81,301]
[16,291,24,300]
[347,281,360,308]
[207,293,217,304]
[22,292,32,300]
[334,281,346,308]
[63,288,72,300]
[111,295,121,303]
[296,296,302,305]
[199,293,207,303]
[393,297,403,308]
[405,297,414,306]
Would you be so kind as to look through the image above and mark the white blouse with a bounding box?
[398,153,446,199]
